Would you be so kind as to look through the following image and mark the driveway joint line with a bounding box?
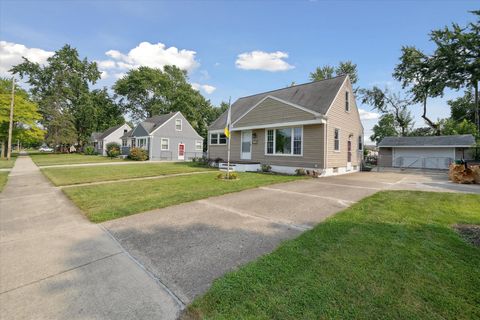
[198,199,311,231]
[308,180,382,190]
[99,225,187,310]
[260,186,356,207]
[0,252,123,295]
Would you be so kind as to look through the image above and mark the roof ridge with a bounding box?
[236,74,347,101]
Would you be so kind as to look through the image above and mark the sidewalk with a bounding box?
[0,156,180,319]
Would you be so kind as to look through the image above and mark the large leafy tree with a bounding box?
[448,90,476,124]
[370,114,398,144]
[360,87,414,136]
[114,65,216,138]
[309,61,358,85]
[0,78,44,157]
[11,45,101,146]
[433,11,479,132]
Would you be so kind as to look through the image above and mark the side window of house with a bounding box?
[161,138,169,150]
[219,133,227,144]
[334,128,340,151]
[345,91,350,112]
[210,133,226,145]
[210,133,218,144]
[175,119,182,131]
[195,140,203,151]
[358,135,363,151]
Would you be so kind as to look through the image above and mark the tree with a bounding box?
[11,44,101,146]
[90,88,125,132]
[448,90,476,124]
[0,78,44,157]
[114,65,216,139]
[393,46,443,133]
[370,114,398,144]
[360,86,414,136]
[310,61,358,85]
[430,10,480,133]
[440,118,478,138]
[408,127,435,137]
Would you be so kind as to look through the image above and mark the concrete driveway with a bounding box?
[0,157,180,319]
[103,170,479,306]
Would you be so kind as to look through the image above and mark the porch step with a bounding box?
[219,163,237,171]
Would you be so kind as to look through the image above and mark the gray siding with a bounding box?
[378,147,392,167]
[208,124,325,168]
[234,97,316,128]
[132,124,149,137]
[150,113,203,161]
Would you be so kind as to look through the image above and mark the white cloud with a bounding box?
[100,70,109,79]
[359,108,380,120]
[0,40,54,76]
[235,50,294,72]
[101,41,199,72]
[191,82,216,94]
[96,59,116,69]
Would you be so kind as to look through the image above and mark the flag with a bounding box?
[224,103,231,138]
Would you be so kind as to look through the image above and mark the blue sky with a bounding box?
[0,0,477,142]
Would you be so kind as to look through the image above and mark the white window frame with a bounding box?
[175,119,182,131]
[334,128,340,152]
[264,126,303,157]
[358,135,363,151]
[136,137,148,150]
[345,91,350,112]
[122,139,127,147]
[160,138,169,150]
[209,132,227,145]
[195,140,203,151]
[131,138,136,148]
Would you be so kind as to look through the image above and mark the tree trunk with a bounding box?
[421,97,439,135]
[1,140,5,159]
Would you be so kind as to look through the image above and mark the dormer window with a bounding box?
[175,119,182,131]
[345,91,350,112]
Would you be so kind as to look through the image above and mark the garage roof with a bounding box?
[378,134,476,147]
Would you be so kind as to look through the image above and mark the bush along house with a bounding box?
[207,75,364,175]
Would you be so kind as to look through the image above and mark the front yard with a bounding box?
[0,171,8,192]
[185,191,480,320]
[0,154,17,169]
[30,153,125,166]
[42,162,213,186]
[62,172,303,222]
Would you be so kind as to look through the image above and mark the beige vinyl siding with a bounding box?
[208,125,324,168]
[234,97,316,128]
[326,79,364,168]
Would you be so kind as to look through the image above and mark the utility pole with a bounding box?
[7,77,15,160]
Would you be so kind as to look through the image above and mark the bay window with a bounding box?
[266,127,302,156]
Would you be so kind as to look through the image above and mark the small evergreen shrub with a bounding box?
[261,164,272,172]
[84,146,97,155]
[106,142,121,158]
[129,147,148,161]
[295,168,306,176]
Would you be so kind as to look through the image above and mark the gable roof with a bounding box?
[91,132,102,141]
[139,112,178,134]
[209,75,347,130]
[120,129,133,139]
[378,134,476,147]
[98,124,127,140]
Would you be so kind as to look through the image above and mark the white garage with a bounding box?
[378,135,476,170]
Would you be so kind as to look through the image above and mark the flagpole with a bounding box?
[226,97,231,179]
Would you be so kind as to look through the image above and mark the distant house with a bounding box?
[121,111,204,161]
[208,75,364,175]
[377,134,476,169]
[91,124,131,156]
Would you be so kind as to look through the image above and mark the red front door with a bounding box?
[178,143,185,160]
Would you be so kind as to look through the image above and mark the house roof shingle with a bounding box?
[97,124,125,140]
[209,75,347,130]
[378,134,476,147]
[141,112,178,134]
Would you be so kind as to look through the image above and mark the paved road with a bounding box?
[103,170,480,305]
[0,156,181,319]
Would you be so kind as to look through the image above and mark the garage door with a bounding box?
[393,147,454,169]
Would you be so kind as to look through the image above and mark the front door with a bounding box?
[178,143,185,160]
[241,130,252,160]
[347,139,352,170]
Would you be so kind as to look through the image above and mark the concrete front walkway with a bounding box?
[0,156,181,319]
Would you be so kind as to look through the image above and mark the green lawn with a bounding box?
[30,153,125,166]
[185,191,480,320]
[0,154,17,169]
[0,171,8,192]
[63,172,303,222]
[42,162,213,186]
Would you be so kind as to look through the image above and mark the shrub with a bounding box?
[106,142,121,158]
[129,147,148,161]
[192,156,209,167]
[295,168,306,176]
[261,164,272,172]
[217,172,238,180]
[84,146,97,155]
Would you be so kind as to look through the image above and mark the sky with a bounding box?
[0,0,477,143]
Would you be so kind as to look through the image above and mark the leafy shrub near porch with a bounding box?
[84,146,97,155]
[261,164,272,172]
[106,142,121,158]
[295,168,306,176]
[129,147,148,161]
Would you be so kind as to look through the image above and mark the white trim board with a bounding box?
[232,119,325,132]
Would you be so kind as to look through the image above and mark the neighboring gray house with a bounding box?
[378,134,476,169]
[208,75,364,175]
[91,123,131,156]
[121,111,204,161]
